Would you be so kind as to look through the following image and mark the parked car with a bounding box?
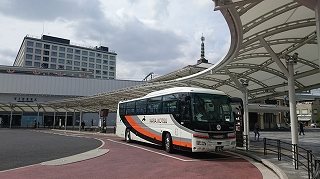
[310,123,317,128]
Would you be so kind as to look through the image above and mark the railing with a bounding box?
[263,138,320,179]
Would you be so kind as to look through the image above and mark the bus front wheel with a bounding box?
[125,128,131,143]
[164,133,173,153]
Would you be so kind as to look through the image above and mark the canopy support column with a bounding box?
[316,0,320,68]
[53,111,56,129]
[287,56,298,165]
[9,104,13,129]
[241,81,249,150]
[79,109,83,131]
[65,110,68,130]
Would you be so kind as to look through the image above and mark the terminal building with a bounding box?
[14,35,117,79]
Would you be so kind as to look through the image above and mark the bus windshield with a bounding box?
[192,93,233,123]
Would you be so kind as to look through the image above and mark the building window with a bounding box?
[35,49,41,54]
[41,63,49,68]
[96,64,101,69]
[301,109,308,115]
[81,68,87,71]
[58,59,65,64]
[96,76,101,78]
[89,63,94,68]
[88,69,94,72]
[82,62,87,67]
[67,48,73,53]
[110,56,116,60]
[75,49,80,54]
[109,77,114,79]
[51,51,57,57]
[96,70,101,74]
[25,61,32,66]
[59,47,65,52]
[27,41,34,47]
[103,65,108,70]
[43,57,49,62]
[52,45,58,51]
[74,55,80,60]
[82,51,88,56]
[67,54,73,59]
[89,52,95,57]
[109,66,115,71]
[50,64,56,69]
[66,66,72,70]
[74,67,80,71]
[89,58,94,62]
[34,62,40,67]
[59,53,65,58]
[82,56,88,61]
[109,61,115,65]
[314,109,318,114]
[96,59,101,63]
[35,55,41,61]
[44,44,50,49]
[58,65,64,69]
[43,50,50,56]
[103,71,108,75]
[26,47,33,53]
[96,53,102,58]
[103,60,108,64]
[74,61,80,66]
[26,54,33,59]
[103,54,108,59]
[109,72,115,76]
[51,58,57,63]
[36,43,42,48]
[66,60,72,65]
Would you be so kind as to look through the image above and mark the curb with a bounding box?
[234,149,288,179]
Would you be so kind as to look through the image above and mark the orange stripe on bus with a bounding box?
[125,115,192,148]
[172,140,192,148]
[125,116,162,141]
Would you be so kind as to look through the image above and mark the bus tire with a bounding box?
[164,132,173,153]
[125,128,131,143]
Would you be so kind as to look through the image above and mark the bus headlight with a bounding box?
[196,141,206,146]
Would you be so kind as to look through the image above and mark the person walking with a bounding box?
[299,122,305,135]
[254,122,260,141]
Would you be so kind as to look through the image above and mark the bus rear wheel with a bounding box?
[125,128,131,143]
[164,133,173,153]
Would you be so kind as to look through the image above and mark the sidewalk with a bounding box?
[235,130,320,179]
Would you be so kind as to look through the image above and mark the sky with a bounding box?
[0,0,230,81]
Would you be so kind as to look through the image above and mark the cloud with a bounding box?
[0,0,104,21]
[0,48,17,66]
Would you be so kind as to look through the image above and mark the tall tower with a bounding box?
[197,34,208,64]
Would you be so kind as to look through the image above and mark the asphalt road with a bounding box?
[0,129,101,171]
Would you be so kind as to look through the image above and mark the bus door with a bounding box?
[178,95,192,149]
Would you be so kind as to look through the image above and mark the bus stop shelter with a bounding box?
[45,0,320,153]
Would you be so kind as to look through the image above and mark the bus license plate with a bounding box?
[215,146,223,151]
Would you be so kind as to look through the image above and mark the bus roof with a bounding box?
[120,87,227,103]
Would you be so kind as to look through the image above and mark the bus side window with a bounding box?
[119,103,126,116]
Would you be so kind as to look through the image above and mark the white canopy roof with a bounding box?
[44,0,320,112]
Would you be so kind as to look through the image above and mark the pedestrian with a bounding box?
[299,122,305,135]
[254,122,260,141]
[81,121,85,130]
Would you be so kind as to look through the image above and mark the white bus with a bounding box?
[116,87,236,153]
